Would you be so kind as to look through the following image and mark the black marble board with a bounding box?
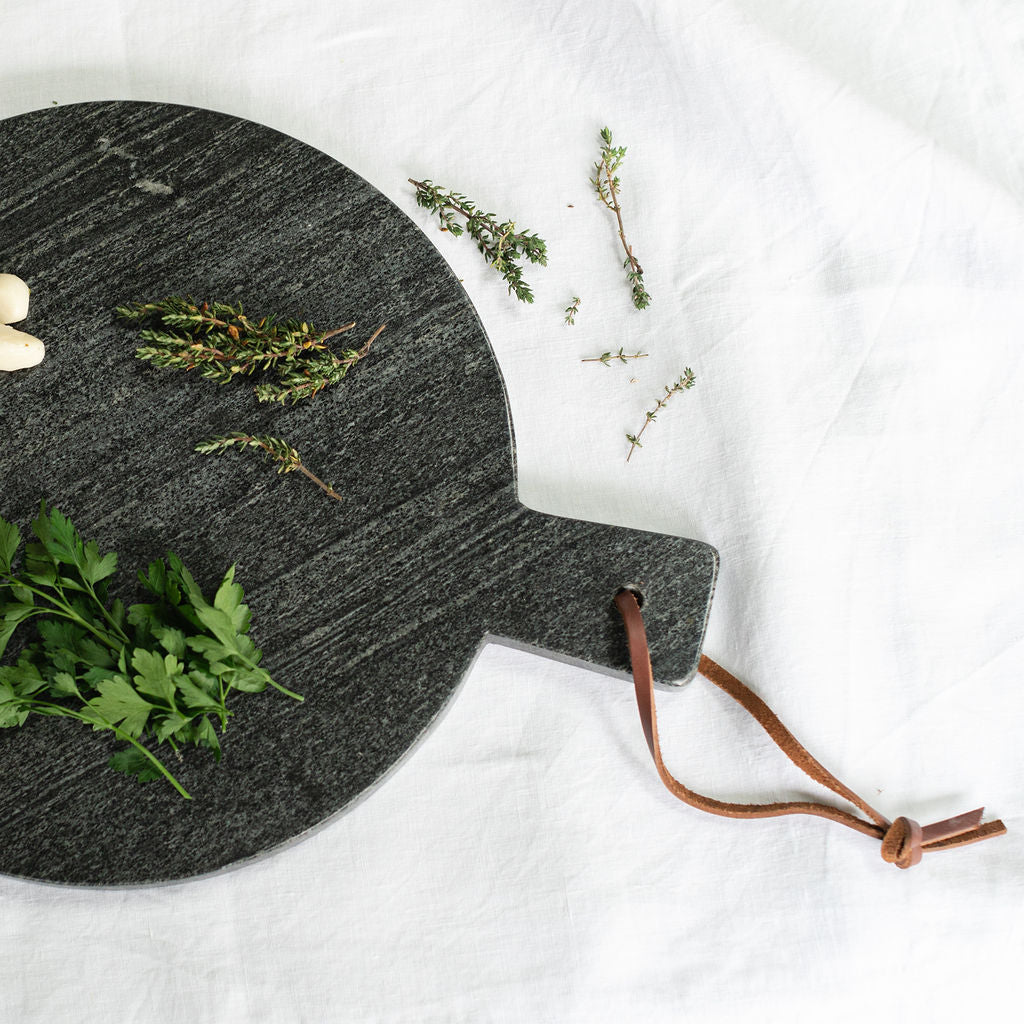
[0,101,718,885]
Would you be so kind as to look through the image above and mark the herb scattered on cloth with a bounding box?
[626,369,696,462]
[581,348,648,366]
[408,179,548,302]
[591,127,651,310]
[0,503,301,799]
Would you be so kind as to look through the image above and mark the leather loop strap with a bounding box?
[613,589,1006,869]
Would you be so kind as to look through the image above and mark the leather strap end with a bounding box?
[612,587,1007,872]
[920,807,985,845]
[922,817,1007,853]
[881,810,1007,868]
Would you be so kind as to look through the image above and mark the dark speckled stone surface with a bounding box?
[0,102,718,885]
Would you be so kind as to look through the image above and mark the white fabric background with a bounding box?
[2,1,1022,1020]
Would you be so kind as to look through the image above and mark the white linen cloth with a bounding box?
[1,1,1021,1020]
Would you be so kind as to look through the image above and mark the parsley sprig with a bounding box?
[0,503,300,799]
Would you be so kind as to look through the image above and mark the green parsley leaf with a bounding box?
[0,515,20,575]
[109,747,166,783]
[130,648,179,704]
[0,502,300,797]
[86,676,155,738]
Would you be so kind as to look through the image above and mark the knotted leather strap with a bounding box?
[613,589,1006,869]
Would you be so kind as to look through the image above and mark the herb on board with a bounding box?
[581,348,649,366]
[590,127,651,310]
[0,503,301,799]
[625,369,696,461]
[407,179,548,302]
[564,296,581,325]
[116,298,385,404]
[196,433,342,502]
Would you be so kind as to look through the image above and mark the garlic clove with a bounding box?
[0,323,46,371]
[0,273,31,324]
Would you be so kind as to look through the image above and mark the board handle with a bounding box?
[478,506,719,685]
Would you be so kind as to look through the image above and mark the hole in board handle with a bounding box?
[614,585,646,609]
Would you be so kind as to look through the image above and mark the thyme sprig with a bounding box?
[408,179,548,302]
[195,433,342,502]
[582,348,648,365]
[626,369,696,461]
[116,298,384,404]
[564,296,581,325]
[254,323,386,404]
[590,127,651,310]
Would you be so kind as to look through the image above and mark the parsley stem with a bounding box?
[232,655,303,702]
[1,575,124,653]
[26,699,192,800]
[104,726,192,799]
[81,581,131,645]
[267,679,303,701]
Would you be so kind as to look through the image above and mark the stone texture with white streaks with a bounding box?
[0,102,717,885]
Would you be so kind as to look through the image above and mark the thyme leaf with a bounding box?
[581,348,648,365]
[196,433,343,502]
[117,298,384,404]
[590,127,651,310]
[626,369,696,461]
[408,179,548,302]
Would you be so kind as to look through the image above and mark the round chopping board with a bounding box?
[0,101,717,885]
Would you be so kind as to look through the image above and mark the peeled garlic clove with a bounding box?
[0,273,31,324]
[0,323,45,371]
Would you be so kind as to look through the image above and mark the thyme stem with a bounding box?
[353,322,387,361]
[581,348,648,365]
[118,299,377,405]
[590,127,652,309]
[293,462,343,503]
[196,433,343,504]
[320,322,357,341]
[626,369,696,462]
[603,161,643,282]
